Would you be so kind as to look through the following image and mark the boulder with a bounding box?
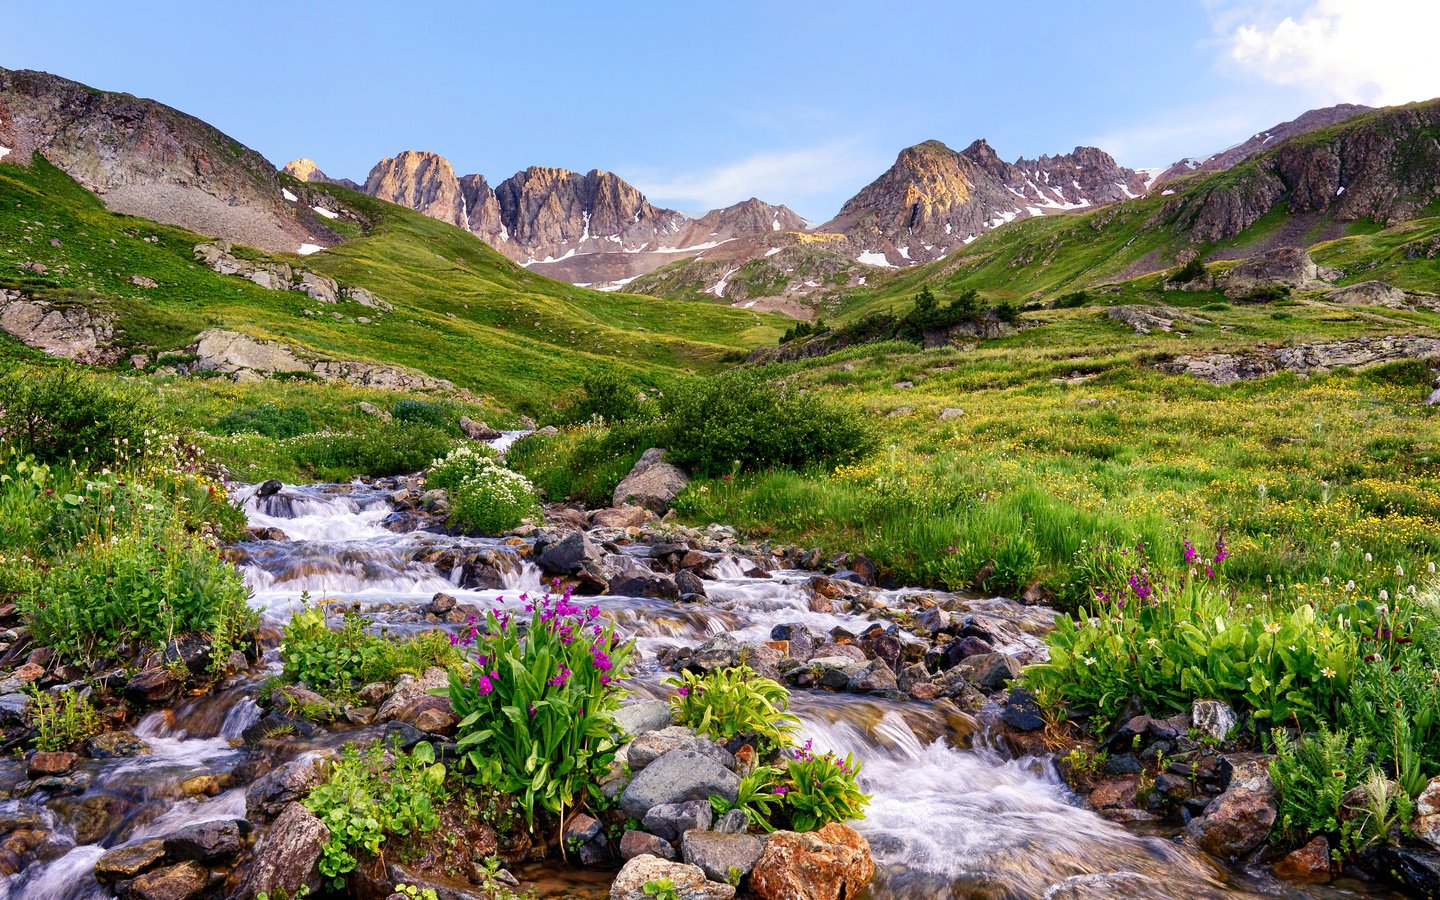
[628,727,735,770]
[27,751,78,777]
[591,505,651,529]
[1324,280,1409,308]
[1413,775,1440,852]
[619,749,741,820]
[161,819,243,861]
[1106,305,1208,335]
[94,840,167,882]
[643,800,713,844]
[236,801,329,899]
[1191,699,1237,743]
[537,530,605,577]
[458,417,500,441]
[682,830,765,883]
[620,829,676,861]
[846,659,897,694]
[1272,836,1331,883]
[245,755,328,823]
[1187,771,1277,861]
[1379,847,1440,896]
[115,860,208,900]
[0,290,117,364]
[613,700,673,739]
[955,652,1020,692]
[613,449,689,514]
[86,731,150,759]
[1222,247,1324,296]
[749,823,875,900]
[610,854,735,900]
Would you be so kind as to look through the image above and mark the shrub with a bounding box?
[425,444,500,493]
[29,687,103,752]
[1270,727,1411,853]
[710,765,786,832]
[280,604,462,699]
[391,398,458,432]
[303,740,448,886]
[507,420,664,508]
[214,404,313,439]
[1173,258,1207,284]
[781,740,871,832]
[561,372,646,424]
[1340,626,1440,797]
[25,518,253,666]
[1238,284,1291,303]
[1053,290,1090,309]
[0,368,160,466]
[662,370,876,476]
[285,425,454,480]
[666,665,800,753]
[449,585,634,828]
[443,457,543,535]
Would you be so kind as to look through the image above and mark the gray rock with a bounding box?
[642,800,713,843]
[713,809,750,834]
[1106,304,1209,335]
[621,750,740,820]
[459,416,500,441]
[161,818,243,861]
[613,449,690,514]
[1223,246,1324,296]
[613,700,673,739]
[246,754,329,823]
[537,530,604,576]
[0,692,32,725]
[628,727,735,770]
[609,854,735,900]
[237,802,329,899]
[847,659,898,694]
[619,830,675,861]
[1191,699,1238,743]
[1325,280,1409,308]
[0,290,117,364]
[1412,775,1440,852]
[681,830,764,883]
[956,652,1021,692]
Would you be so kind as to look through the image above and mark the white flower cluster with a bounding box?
[427,444,500,489]
[457,459,537,504]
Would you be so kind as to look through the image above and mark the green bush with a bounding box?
[279,604,462,699]
[445,458,543,535]
[29,687,103,752]
[449,586,634,829]
[662,370,876,476]
[507,421,663,507]
[666,665,800,753]
[1173,258,1207,283]
[424,444,499,493]
[1340,626,1440,797]
[391,398,458,432]
[0,368,160,466]
[303,740,448,886]
[561,371,646,424]
[214,404,313,439]
[1270,727,1411,854]
[286,425,454,480]
[782,741,871,832]
[1053,290,1090,309]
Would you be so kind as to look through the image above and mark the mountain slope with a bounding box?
[0,155,783,412]
[0,68,337,254]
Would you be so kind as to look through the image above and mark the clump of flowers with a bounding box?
[427,446,541,534]
[448,582,633,829]
[782,739,871,833]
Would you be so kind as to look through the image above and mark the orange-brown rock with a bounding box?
[750,823,875,900]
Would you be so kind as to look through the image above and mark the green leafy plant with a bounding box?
[28,686,103,751]
[782,740,871,832]
[302,740,448,887]
[642,878,680,900]
[666,665,800,753]
[427,446,541,534]
[710,765,785,832]
[1269,726,1396,853]
[449,585,634,829]
[279,602,461,700]
[424,443,499,492]
[0,367,160,466]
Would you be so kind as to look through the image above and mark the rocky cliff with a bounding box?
[818,139,1145,267]
[1148,104,1372,189]
[364,151,470,231]
[282,157,360,190]
[0,68,337,254]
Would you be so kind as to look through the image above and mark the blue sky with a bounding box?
[5,0,1438,220]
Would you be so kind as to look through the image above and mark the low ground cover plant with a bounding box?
[279,602,463,700]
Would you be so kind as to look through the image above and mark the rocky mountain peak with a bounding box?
[283,158,359,190]
[364,150,466,229]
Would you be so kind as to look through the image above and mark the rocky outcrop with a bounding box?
[1221,247,1324,297]
[1414,776,1440,853]
[1160,335,1440,384]
[613,449,689,514]
[281,158,359,190]
[0,67,337,254]
[365,151,469,230]
[235,802,329,899]
[194,242,390,309]
[1106,305,1210,335]
[190,328,453,391]
[0,289,118,363]
[1186,760,1277,860]
[1324,280,1410,308]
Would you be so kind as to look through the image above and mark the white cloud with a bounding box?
[630,141,884,217]
[1221,0,1440,105]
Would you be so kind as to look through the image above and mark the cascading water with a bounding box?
[2,470,1379,899]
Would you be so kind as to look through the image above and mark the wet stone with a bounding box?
[95,839,167,882]
[162,818,243,861]
[115,858,209,900]
[26,751,78,777]
[620,829,675,861]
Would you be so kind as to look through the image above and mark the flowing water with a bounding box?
[1,469,1395,899]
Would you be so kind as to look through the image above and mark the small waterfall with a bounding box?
[488,430,532,456]
[501,560,545,594]
[0,844,107,900]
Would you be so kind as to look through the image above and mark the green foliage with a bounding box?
[279,603,462,700]
[1053,290,1090,309]
[666,666,800,753]
[561,371,647,424]
[449,586,634,829]
[507,420,663,508]
[642,879,680,900]
[28,687,103,751]
[1237,284,1291,303]
[710,765,785,832]
[1270,727,1412,853]
[302,740,448,887]
[391,398,458,432]
[662,370,876,476]
[782,743,872,832]
[0,368,160,466]
[214,404,313,439]
[423,443,499,493]
[444,457,543,535]
[1340,625,1440,797]
[1173,258,1207,283]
